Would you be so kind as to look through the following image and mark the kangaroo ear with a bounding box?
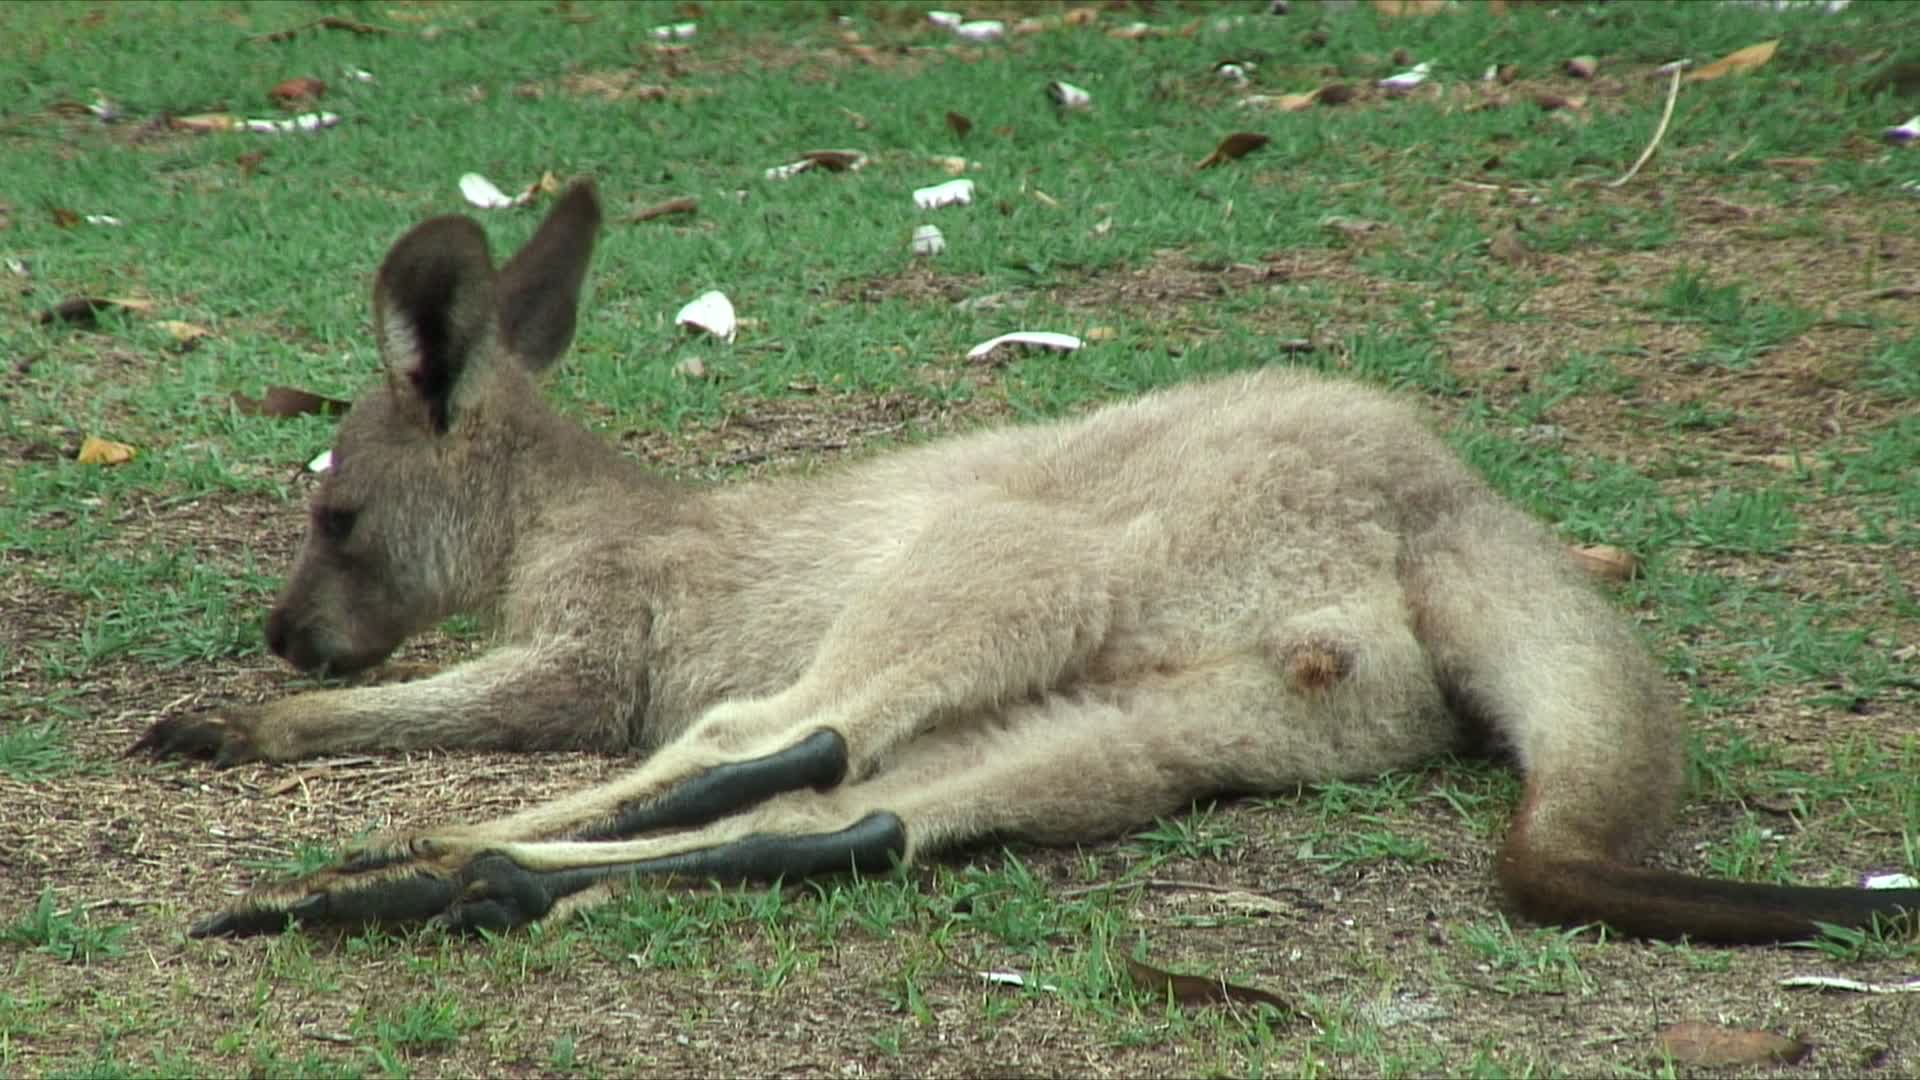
[494,180,601,374]
[372,215,498,434]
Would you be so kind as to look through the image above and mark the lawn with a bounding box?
[2,1,1917,1076]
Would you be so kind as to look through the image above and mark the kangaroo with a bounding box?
[134,181,1918,943]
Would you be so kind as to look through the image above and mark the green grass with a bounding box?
[1,890,129,966]
[5,0,1920,1076]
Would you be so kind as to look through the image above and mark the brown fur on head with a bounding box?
[264,183,602,675]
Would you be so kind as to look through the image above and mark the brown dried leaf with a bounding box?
[1687,40,1778,83]
[49,206,82,228]
[1655,1022,1810,1068]
[1196,132,1269,170]
[1063,6,1099,26]
[1565,55,1598,79]
[1273,92,1319,113]
[36,296,154,326]
[801,149,866,172]
[269,76,327,105]
[1570,544,1639,582]
[1534,93,1585,112]
[1488,227,1530,264]
[946,110,973,138]
[231,386,350,419]
[235,150,267,177]
[1123,956,1296,1015]
[1373,0,1448,14]
[250,15,386,43]
[1316,83,1356,106]
[625,196,698,223]
[76,436,136,466]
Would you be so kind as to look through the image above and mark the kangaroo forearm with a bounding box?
[251,647,631,760]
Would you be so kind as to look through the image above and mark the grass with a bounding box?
[3,0,1918,1076]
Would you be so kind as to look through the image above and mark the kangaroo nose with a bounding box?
[265,608,291,659]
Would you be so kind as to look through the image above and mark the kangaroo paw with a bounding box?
[129,712,265,767]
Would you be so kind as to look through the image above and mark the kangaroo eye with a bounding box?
[316,506,357,543]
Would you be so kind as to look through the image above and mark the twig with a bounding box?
[1057,877,1304,900]
[299,1028,355,1045]
[1602,66,1682,188]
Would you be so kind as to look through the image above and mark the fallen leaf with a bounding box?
[240,111,339,134]
[966,331,1083,362]
[231,386,350,418]
[801,149,868,172]
[235,150,267,177]
[172,112,240,133]
[1534,92,1585,112]
[49,206,82,228]
[1270,92,1320,112]
[1654,1022,1810,1068]
[76,436,136,466]
[1569,544,1638,581]
[1781,975,1920,994]
[269,76,326,105]
[1063,6,1099,26]
[1487,227,1530,264]
[1322,215,1384,239]
[1196,132,1269,170]
[157,320,213,346]
[625,196,698,223]
[675,290,736,343]
[673,356,708,380]
[1687,40,1778,83]
[1047,81,1092,110]
[36,297,154,326]
[1122,956,1296,1015]
[249,15,386,44]
[561,70,668,103]
[945,110,973,138]
[1565,55,1598,79]
[1315,83,1356,106]
[913,178,974,209]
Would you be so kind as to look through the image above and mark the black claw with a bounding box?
[189,905,293,938]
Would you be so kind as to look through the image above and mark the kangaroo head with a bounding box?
[265,182,602,675]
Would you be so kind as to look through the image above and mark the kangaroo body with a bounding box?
[136,182,1918,944]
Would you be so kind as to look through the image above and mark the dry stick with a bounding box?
[1056,877,1310,901]
[1603,67,1683,188]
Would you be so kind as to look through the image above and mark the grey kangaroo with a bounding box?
[135,181,1918,943]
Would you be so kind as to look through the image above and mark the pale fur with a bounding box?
[139,184,1917,943]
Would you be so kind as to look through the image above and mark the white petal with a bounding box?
[765,159,813,181]
[1864,872,1919,889]
[307,449,333,474]
[954,19,1005,41]
[966,331,1083,361]
[927,10,963,28]
[675,290,737,343]
[913,178,974,209]
[910,225,945,256]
